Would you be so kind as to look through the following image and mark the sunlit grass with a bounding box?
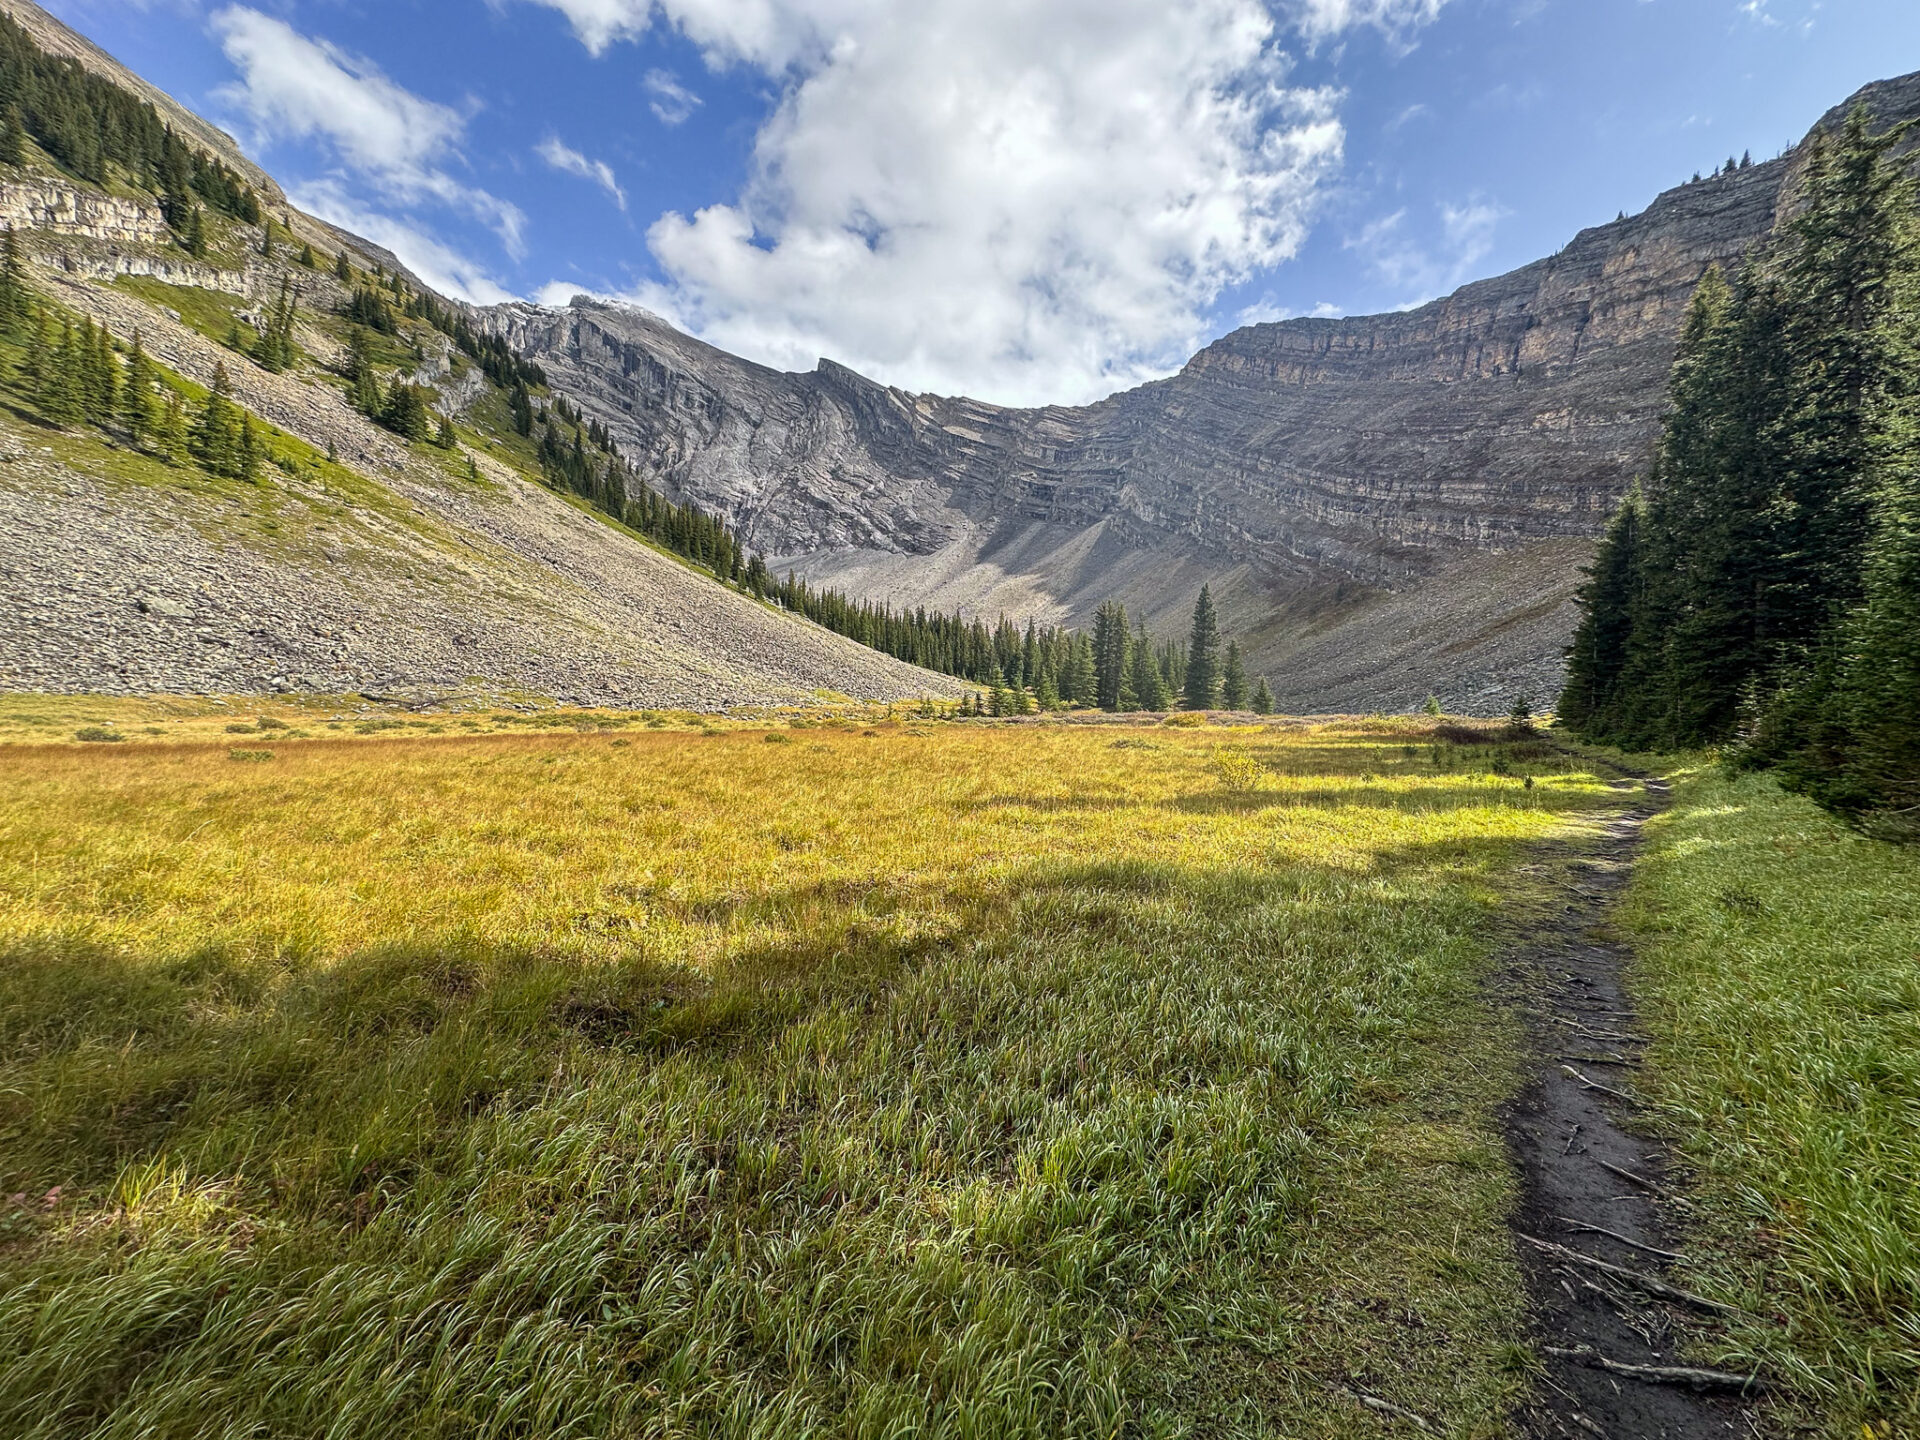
[1623,768,1920,1437]
[0,719,1616,1437]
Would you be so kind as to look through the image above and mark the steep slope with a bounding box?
[0,3,961,711]
[504,69,1920,710]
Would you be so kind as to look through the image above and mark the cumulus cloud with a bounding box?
[211,6,526,255]
[521,0,1376,404]
[537,136,627,209]
[643,69,702,125]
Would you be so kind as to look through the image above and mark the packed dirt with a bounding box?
[1501,771,1759,1439]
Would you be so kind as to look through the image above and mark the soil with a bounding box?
[1502,771,1761,1440]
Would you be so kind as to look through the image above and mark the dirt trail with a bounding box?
[1503,773,1759,1440]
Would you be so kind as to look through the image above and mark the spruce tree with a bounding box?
[1063,633,1098,707]
[1252,678,1274,715]
[1128,623,1170,710]
[156,387,188,462]
[1559,484,1646,731]
[235,413,262,483]
[191,362,239,474]
[1221,640,1247,709]
[123,333,157,445]
[39,318,80,426]
[0,225,27,335]
[0,104,22,167]
[1092,602,1129,710]
[1183,585,1221,710]
[334,250,353,283]
[299,242,316,268]
[434,413,457,449]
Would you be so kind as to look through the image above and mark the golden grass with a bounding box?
[0,718,1618,1437]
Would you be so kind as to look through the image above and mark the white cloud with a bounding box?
[211,6,526,255]
[292,180,517,304]
[1345,196,1505,305]
[536,136,627,210]
[523,0,1376,405]
[643,69,702,126]
[1287,0,1449,42]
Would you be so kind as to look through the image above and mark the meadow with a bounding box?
[1622,767,1920,1435]
[0,711,1616,1438]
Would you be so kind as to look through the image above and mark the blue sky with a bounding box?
[39,0,1920,405]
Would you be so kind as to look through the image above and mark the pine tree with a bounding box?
[1183,585,1221,710]
[298,242,316,268]
[1252,678,1275,715]
[191,362,239,474]
[1221,640,1247,709]
[123,332,157,445]
[334,250,353,283]
[434,413,456,449]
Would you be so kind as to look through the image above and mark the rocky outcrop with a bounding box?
[0,179,169,242]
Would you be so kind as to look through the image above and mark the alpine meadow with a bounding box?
[1,2,1917,1438]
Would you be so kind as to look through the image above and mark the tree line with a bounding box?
[1,230,276,482]
[1561,107,1920,836]
[0,13,262,256]
[515,387,1276,708]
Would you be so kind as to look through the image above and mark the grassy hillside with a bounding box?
[1623,769,1920,1436]
[0,717,1620,1437]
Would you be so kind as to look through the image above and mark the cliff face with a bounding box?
[489,70,1920,710]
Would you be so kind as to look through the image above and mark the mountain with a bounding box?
[492,70,1920,712]
[0,0,962,711]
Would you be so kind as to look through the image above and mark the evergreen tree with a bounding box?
[1063,633,1098,707]
[434,413,457,449]
[190,362,239,474]
[235,413,262,483]
[379,381,432,441]
[122,332,157,445]
[179,203,205,259]
[0,225,27,334]
[253,278,298,373]
[0,103,22,167]
[334,250,353,283]
[1220,640,1248,709]
[1091,600,1130,710]
[298,242,316,268]
[1559,485,1646,732]
[38,317,79,426]
[1252,678,1275,715]
[155,386,188,462]
[1183,585,1221,709]
[1128,623,1171,710]
[509,381,534,437]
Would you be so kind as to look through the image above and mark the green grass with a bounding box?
[0,721,1620,1438]
[1624,767,1920,1435]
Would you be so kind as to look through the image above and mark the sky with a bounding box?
[37,0,1920,406]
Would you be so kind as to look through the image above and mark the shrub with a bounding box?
[254,716,290,730]
[225,722,257,734]
[228,749,274,762]
[1163,712,1207,728]
[763,733,791,744]
[73,727,124,743]
[1213,749,1265,791]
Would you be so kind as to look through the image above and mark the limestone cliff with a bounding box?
[491,69,1920,710]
